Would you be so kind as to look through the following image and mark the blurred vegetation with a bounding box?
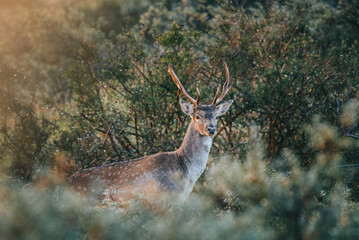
[1,0,359,239]
[1,123,359,239]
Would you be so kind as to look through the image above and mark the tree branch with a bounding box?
[214,109,244,139]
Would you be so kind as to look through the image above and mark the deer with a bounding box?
[68,62,233,205]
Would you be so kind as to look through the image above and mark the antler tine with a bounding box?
[213,61,231,105]
[168,64,197,106]
[196,88,200,105]
[212,86,220,105]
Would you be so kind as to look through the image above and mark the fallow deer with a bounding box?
[68,62,233,204]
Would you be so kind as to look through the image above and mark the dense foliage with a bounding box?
[1,0,359,239]
[1,126,359,239]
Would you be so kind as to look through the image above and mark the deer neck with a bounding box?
[177,119,213,180]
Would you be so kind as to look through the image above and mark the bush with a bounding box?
[0,123,359,239]
[1,0,359,238]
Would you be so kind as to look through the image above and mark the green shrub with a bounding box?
[0,123,359,239]
[1,0,359,238]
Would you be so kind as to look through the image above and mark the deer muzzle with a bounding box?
[207,124,216,135]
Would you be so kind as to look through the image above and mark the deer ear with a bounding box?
[216,100,233,117]
[179,100,194,116]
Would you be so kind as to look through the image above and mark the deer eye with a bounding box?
[196,114,201,120]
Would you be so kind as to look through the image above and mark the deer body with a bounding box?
[69,118,213,202]
[68,63,233,204]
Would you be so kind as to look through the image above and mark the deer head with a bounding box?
[168,62,234,137]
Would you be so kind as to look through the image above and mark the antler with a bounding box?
[196,88,200,105]
[212,61,231,105]
[168,64,200,106]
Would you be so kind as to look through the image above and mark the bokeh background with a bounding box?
[0,0,359,239]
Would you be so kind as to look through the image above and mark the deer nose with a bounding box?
[208,127,216,135]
